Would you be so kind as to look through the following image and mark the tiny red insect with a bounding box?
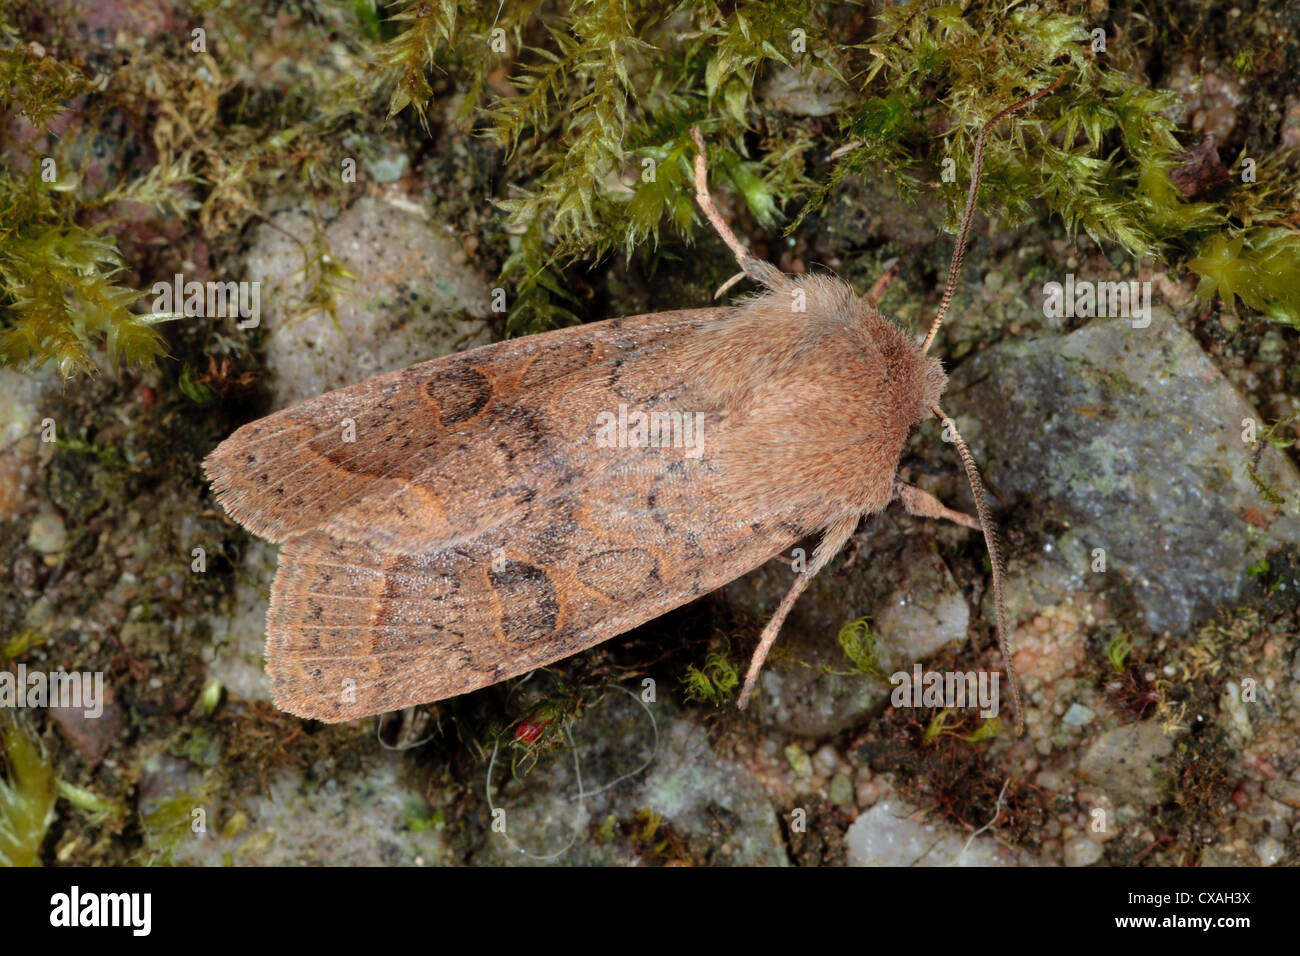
[514,716,553,744]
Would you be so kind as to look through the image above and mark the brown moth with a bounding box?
[205,81,1061,731]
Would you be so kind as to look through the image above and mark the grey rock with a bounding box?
[140,752,452,866]
[846,797,1043,866]
[1256,836,1286,866]
[203,539,279,705]
[246,196,492,410]
[1063,703,1096,727]
[1198,846,1245,866]
[1219,680,1253,741]
[996,530,1091,625]
[735,526,974,737]
[1063,835,1104,866]
[473,691,787,866]
[949,316,1300,635]
[1077,720,1175,806]
[364,150,409,184]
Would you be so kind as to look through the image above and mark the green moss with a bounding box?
[1246,466,1285,507]
[141,790,205,864]
[365,0,1299,331]
[1,630,46,660]
[1188,229,1300,327]
[0,168,174,377]
[57,780,123,819]
[0,714,57,867]
[0,16,88,126]
[683,651,739,705]
[1105,632,1134,673]
[837,616,887,681]
[1258,414,1299,451]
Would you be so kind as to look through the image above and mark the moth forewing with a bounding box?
[210,304,824,721]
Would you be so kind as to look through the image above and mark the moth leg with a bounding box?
[713,270,747,300]
[737,513,860,709]
[894,478,980,530]
[690,127,788,294]
[864,257,900,308]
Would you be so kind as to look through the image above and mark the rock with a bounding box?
[1063,703,1095,727]
[49,683,123,767]
[949,316,1300,635]
[364,149,409,184]
[0,369,45,521]
[845,797,1043,866]
[785,744,813,778]
[139,752,453,866]
[1077,720,1175,806]
[203,539,279,704]
[873,538,971,660]
[733,525,974,737]
[829,772,855,807]
[1198,846,1245,867]
[245,195,492,410]
[812,744,840,775]
[26,509,66,554]
[473,692,787,866]
[1063,834,1103,866]
[999,531,1092,625]
[1256,836,1285,866]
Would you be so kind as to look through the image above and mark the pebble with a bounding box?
[1064,835,1103,866]
[1063,703,1095,727]
[813,744,840,776]
[1255,836,1285,866]
[829,772,854,807]
[855,779,881,809]
[784,744,813,779]
[1264,779,1300,809]
[27,509,67,553]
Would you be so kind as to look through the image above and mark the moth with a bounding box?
[206,80,1061,732]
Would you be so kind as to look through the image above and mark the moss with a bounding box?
[682,651,739,705]
[140,789,206,865]
[0,714,57,867]
[0,167,174,377]
[1188,229,1300,327]
[836,615,887,681]
[0,13,88,126]
[1104,632,1135,673]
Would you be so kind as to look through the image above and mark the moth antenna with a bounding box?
[933,404,1021,736]
[921,73,1067,354]
[690,127,789,293]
